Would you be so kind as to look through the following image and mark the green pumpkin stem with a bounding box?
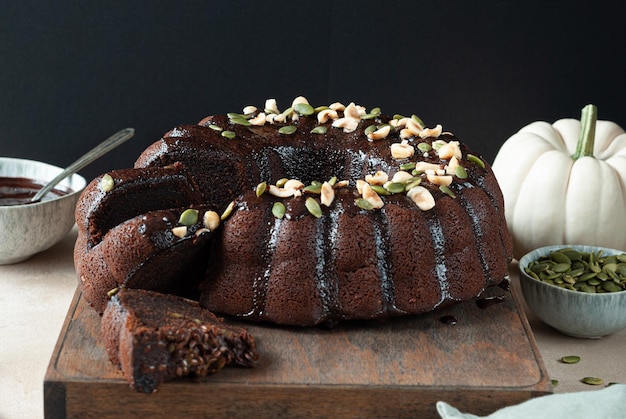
[572,104,597,160]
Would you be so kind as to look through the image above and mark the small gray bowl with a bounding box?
[519,245,626,339]
[0,157,87,264]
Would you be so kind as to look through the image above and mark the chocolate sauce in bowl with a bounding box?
[0,176,70,206]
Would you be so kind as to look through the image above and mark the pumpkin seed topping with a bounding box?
[208,124,223,132]
[310,125,327,134]
[256,182,267,197]
[454,165,468,179]
[305,197,322,218]
[178,208,199,226]
[294,103,315,116]
[467,154,485,168]
[278,125,297,135]
[221,130,236,139]
[355,197,374,210]
[439,185,456,199]
[220,201,235,220]
[100,174,115,192]
[227,113,251,126]
[272,202,286,219]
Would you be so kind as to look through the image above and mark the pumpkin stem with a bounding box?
[572,104,597,160]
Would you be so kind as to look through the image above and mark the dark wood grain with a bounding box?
[45,285,552,418]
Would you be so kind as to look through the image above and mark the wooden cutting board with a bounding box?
[44,284,552,418]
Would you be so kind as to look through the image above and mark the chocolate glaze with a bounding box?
[0,176,70,206]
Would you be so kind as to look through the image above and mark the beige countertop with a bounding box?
[1,228,625,419]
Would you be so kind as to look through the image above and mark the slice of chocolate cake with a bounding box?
[101,288,258,393]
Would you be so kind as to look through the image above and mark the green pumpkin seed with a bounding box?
[179,208,199,226]
[467,154,485,169]
[361,113,379,120]
[560,355,581,364]
[370,185,390,196]
[551,252,571,264]
[272,202,286,219]
[278,125,297,135]
[417,142,432,153]
[208,124,223,131]
[411,114,425,127]
[303,183,322,194]
[454,165,468,179]
[385,182,406,194]
[221,130,236,139]
[364,125,377,135]
[276,178,288,187]
[603,281,624,292]
[439,185,456,198]
[220,201,235,220]
[581,377,604,386]
[355,197,373,211]
[294,103,314,116]
[256,182,267,197]
[526,247,626,294]
[227,113,251,126]
[400,162,416,171]
[404,179,422,192]
[311,126,327,134]
[305,197,322,218]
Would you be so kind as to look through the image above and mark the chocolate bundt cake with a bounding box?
[101,288,258,393]
[75,97,513,326]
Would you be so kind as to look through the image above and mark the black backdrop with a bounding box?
[2,1,625,181]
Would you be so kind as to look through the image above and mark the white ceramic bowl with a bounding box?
[0,157,87,264]
[519,245,626,339]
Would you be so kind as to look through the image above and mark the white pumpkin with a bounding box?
[492,105,626,259]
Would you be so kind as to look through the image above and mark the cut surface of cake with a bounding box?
[101,288,258,393]
[76,97,513,326]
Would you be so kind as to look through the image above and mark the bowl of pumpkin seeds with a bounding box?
[519,245,626,339]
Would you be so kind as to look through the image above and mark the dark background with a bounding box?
[1,1,625,181]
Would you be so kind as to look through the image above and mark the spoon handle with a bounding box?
[31,127,135,202]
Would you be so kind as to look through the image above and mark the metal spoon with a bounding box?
[31,127,135,202]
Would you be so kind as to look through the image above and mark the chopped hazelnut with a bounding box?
[419,124,443,139]
[248,112,267,126]
[172,226,188,238]
[332,117,359,133]
[426,172,453,186]
[203,211,220,231]
[264,98,279,114]
[437,140,462,160]
[243,105,257,115]
[407,186,435,211]
[366,124,391,140]
[317,109,339,124]
[320,181,335,206]
[365,171,389,186]
[361,183,384,209]
[390,141,415,159]
[391,170,414,183]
